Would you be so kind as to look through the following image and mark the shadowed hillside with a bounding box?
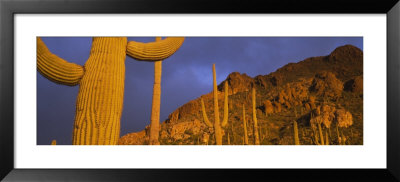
[119,44,363,145]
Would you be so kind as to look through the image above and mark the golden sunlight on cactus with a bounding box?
[252,87,260,145]
[242,104,249,145]
[126,37,185,61]
[200,64,229,145]
[37,38,84,86]
[148,37,163,145]
[38,37,184,145]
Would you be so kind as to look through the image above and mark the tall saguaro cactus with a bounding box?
[149,37,162,145]
[200,64,229,145]
[252,87,260,145]
[37,37,184,145]
[242,104,249,145]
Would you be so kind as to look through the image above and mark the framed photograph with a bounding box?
[1,0,399,181]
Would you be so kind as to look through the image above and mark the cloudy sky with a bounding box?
[37,37,363,145]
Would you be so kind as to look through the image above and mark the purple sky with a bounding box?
[37,37,363,145]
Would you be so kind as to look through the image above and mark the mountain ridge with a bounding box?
[119,44,363,145]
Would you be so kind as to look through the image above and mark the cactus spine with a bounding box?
[149,37,162,145]
[37,37,184,145]
[293,120,300,145]
[252,87,260,145]
[242,104,249,145]
[200,64,229,145]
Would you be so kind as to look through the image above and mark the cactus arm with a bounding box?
[126,37,185,61]
[37,37,84,86]
[221,81,229,127]
[200,98,213,128]
[252,87,260,145]
[293,121,300,145]
[149,37,162,145]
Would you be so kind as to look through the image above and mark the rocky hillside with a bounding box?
[119,44,363,145]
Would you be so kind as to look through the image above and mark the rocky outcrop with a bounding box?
[220,72,254,94]
[310,71,343,98]
[344,76,363,94]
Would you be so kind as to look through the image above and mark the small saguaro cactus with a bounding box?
[242,104,249,145]
[200,64,229,145]
[227,133,231,145]
[293,120,300,145]
[252,87,260,145]
[325,129,329,145]
[37,37,184,145]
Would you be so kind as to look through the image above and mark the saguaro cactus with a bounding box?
[200,64,229,145]
[242,104,249,145]
[149,37,162,145]
[37,37,184,145]
[325,129,329,145]
[252,87,260,145]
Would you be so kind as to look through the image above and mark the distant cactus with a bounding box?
[325,129,329,145]
[51,140,57,145]
[200,64,229,145]
[242,104,249,145]
[252,87,260,145]
[293,120,300,145]
[37,37,184,145]
[310,113,324,145]
[227,133,231,145]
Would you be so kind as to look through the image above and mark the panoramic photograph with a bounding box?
[37,37,363,145]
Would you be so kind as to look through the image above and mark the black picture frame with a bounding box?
[1,0,399,181]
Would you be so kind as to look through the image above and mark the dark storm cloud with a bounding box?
[37,37,363,144]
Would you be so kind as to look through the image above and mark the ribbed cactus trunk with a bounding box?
[242,104,249,145]
[252,87,260,145]
[293,120,300,145]
[73,37,127,145]
[149,37,162,145]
